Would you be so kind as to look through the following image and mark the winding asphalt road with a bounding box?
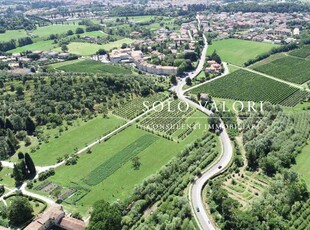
[175,76,233,230]
[172,15,234,229]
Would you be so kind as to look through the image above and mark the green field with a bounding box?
[109,15,156,23]
[52,59,132,74]
[207,39,277,66]
[228,64,241,73]
[101,38,134,51]
[294,141,310,188]
[43,110,210,214]
[191,69,306,106]
[253,56,310,84]
[49,59,82,69]
[289,45,310,59]
[84,134,159,185]
[0,30,27,42]
[8,40,56,53]
[53,38,134,55]
[53,42,104,55]
[81,31,108,37]
[30,115,124,166]
[113,93,168,120]
[32,24,86,38]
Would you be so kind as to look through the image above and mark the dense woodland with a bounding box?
[0,16,36,33]
[0,72,165,160]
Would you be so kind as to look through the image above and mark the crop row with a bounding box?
[289,45,310,59]
[253,56,310,84]
[113,93,167,120]
[83,134,159,186]
[191,69,302,105]
[177,123,196,140]
[139,99,195,137]
[279,90,309,107]
[290,199,310,230]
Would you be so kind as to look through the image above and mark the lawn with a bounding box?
[32,24,86,38]
[294,141,310,188]
[190,69,306,106]
[81,31,108,37]
[53,42,104,55]
[5,195,46,215]
[52,59,132,74]
[8,40,56,53]
[46,111,210,214]
[207,39,277,66]
[228,64,241,73]
[53,38,134,55]
[49,59,83,69]
[29,115,124,166]
[0,167,15,188]
[109,15,156,23]
[101,38,134,51]
[253,56,310,84]
[0,30,27,42]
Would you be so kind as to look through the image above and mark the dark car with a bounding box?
[218,165,222,169]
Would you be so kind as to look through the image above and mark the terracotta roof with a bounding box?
[59,216,86,230]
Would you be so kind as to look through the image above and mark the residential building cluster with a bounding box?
[109,21,199,75]
[199,12,310,43]
[205,60,222,74]
[0,51,74,74]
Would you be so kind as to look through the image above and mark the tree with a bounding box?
[208,114,221,132]
[96,49,107,55]
[5,118,14,130]
[132,156,141,170]
[170,75,177,85]
[8,196,33,225]
[121,43,128,49]
[25,117,36,135]
[61,44,68,53]
[30,67,36,73]
[15,86,24,96]
[24,153,36,175]
[13,161,26,185]
[185,77,192,86]
[210,50,222,64]
[7,129,18,149]
[67,30,74,35]
[88,200,121,230]
[0,117,4,129]
[75,27,84,34]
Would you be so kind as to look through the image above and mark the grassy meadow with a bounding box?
[207,39,277,66]
[51,59,132,74]
[294,141,310,188]
[8,40,56,53]
[0,30,28,42]
[29,115,124,166]
[31,24,86,38]
[36,110,211,214]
